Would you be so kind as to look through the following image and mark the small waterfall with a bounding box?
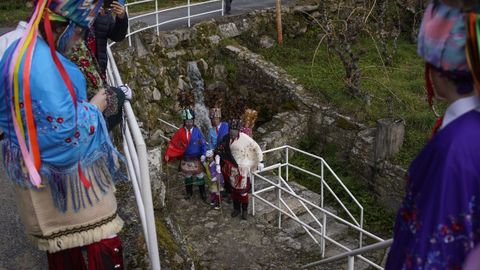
[187,61,211,135]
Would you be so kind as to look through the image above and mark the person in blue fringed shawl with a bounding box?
[385,1,480,269]
[164,108,208,201]
[0,0,127,269]
[208,107,229,150]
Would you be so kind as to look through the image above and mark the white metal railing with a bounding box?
[106,46,161,270]
[301,239,393,270]
[252,145,390,269]
[124,0,224,46]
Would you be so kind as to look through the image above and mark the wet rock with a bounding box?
[197,58,209,74]
[150,129,165,146]
[292,5,318,13]
[152,88,161,101]
[166,50,186,59]
[134,35,149,58]
[259,35,275,49]
[213,65,227,80]
[172,29,194,42]
[159,34,179,49]
[208,35,221,45]
[218,22,240,38]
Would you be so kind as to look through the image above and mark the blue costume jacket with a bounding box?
[208,122,228,150]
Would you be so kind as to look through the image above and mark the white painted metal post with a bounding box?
[278,165,282,229]
[187,0,191,27]
[286,147,289,182]
[125,103,162,270]
[155,0,159,35]
[126,5,132,47]
[252,174,256,216]
[320,160,324,208]
[321,160,326,257]
[347,256,354,270]
[359,210,364,248]
[221,0,224,16]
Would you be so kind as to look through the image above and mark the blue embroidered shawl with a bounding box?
[0,37,123,212]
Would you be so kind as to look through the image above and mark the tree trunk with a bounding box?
[374,118,405,161]
[275,0,283,45]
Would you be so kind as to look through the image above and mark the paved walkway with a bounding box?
[165,172,310,269]
[0,167,46,270]
[129,0,289,32]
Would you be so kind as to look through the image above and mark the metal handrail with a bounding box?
[301,239,393,269]
[262,145,363,228]
[252,145,393,269]
[124,0,224,46]
[252,172,385,269]
[252,170,384,242]
[106,46,161,270]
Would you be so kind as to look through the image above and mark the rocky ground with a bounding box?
[164,170,311,269]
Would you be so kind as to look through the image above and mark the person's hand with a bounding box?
[215,154,220,165]
[211,177,217,182]
[165,155,170,162]
[90,88,107,112]
[257,162,264,172]
[200,155,206,163]
[216,164,221,174]
[111,1,126,19]
[119,84,132,100]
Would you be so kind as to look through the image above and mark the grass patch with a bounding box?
[246,28,441,167]
[289,136,395,237]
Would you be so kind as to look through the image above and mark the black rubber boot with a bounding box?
[199,184,207,202]
[184,184,193,200]
[231,200,241,218]
[241,202,248,220]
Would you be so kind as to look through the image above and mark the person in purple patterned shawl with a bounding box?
[386,1,480,269]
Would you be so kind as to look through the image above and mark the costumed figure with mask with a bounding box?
[386,1,480,269]
[208,106,229,150]
[0,0,126,268]
[203,150,224,209]
[215,118,264,220]
[164,93,208,201]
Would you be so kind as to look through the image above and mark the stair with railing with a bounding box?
[251,146,392,269]
[252,177,383,269]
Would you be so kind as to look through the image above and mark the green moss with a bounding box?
[335,117,358,131]
[155,216,180,254]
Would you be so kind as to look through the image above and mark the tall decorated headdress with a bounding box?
[417,0,480,107]
[205,87,224,119]
[4,0,103,187]
[242,108,258,129]
[177,90,195,120]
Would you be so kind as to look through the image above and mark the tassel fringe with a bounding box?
[1,141,126,212]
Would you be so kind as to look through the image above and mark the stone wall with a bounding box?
[113,5,407,216]
[223,44,407,212]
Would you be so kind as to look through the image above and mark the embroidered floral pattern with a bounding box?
[66,41,121,118]
[32,100,98,147]
[397,194,480,270]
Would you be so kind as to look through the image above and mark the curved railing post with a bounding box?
[107,46,161,270]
